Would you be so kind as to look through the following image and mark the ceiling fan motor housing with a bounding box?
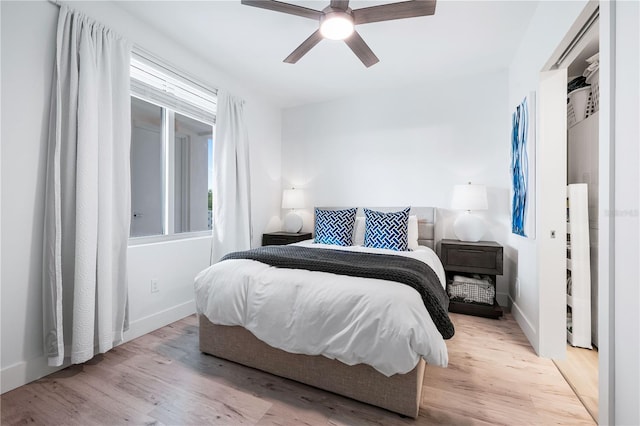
[320,8,355,40]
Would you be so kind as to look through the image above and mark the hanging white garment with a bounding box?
[43,5,132,366]
[210,91,253,263]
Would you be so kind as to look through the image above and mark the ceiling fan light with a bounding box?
[320,13,354,40]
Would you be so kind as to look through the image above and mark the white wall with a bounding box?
[281,70,512,304]
[0,0,282,393]
[506,0,589,353]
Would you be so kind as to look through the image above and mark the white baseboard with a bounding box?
[1,300,195,395]
[0,355,68,395]
[509,294,539,354]
[124,300,195,343]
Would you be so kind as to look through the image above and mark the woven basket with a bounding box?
[567,102,577,128]
[567,86,591,127]
[448,276,495,305]
[586,70,600,117]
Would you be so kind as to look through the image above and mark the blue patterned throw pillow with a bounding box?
[364,207,410,251]
[314,208,357,246]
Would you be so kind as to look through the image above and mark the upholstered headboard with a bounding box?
[317,207,436,250]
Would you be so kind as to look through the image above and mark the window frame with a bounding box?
[128,49,217,244]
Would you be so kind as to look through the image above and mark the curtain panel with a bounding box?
[43,5,132,367]
[211,91,253,263]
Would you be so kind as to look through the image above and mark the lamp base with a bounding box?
[283,211,303,233]
[453,212,486,242]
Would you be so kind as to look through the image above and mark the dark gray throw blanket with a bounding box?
[222,246,455,340]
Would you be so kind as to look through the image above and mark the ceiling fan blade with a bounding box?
[353,0,436,25]
[330,0,350,11]
[344,31,379,68]
[241,0,322,20]
[284,30,324,64]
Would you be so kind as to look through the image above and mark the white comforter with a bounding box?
[194,241,449,376]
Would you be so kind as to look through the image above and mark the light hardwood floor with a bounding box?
[1,313,594,425]
[554,345,599,423]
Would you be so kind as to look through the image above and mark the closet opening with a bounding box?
[547,6,600,424]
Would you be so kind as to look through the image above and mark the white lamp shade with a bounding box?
[451,184,488,211]
[282,189,304,209]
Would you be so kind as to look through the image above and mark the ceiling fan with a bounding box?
[241,0,437,67]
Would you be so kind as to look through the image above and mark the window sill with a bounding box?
[128,231,212,247]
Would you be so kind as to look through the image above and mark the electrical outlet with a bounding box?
[151,279,159,293]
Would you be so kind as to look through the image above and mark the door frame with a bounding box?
[538,1,613,424]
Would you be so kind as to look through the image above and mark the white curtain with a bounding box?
[211,91,252,263]
[43,5,132,367]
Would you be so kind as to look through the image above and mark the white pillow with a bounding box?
[408,215,419,250]
[353,217,365,246]
[353,215,419,249]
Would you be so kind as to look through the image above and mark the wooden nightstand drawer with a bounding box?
[262,232,312,246]
[440,240,503,275]
[448,248,497,271]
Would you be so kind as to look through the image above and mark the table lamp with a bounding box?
[282,188,304,233]
[451,183,488,242]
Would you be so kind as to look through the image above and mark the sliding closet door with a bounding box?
[537,69,568,358]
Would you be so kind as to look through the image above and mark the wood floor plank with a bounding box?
[255,401,331,426]
[554,344,599,422]
[1,312,594,425]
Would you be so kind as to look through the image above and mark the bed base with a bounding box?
[199,316,425,418]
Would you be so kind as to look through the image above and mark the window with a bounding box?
[130,98,164,237]
[129,53,216,239]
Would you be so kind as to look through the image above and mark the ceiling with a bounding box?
[115,0,539,108]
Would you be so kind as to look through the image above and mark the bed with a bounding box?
[195,207,451,418]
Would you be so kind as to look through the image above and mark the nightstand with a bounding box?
[439,239,504,319]
[262,232,312,246]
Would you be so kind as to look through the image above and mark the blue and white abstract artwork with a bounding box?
[511,94,536,238]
